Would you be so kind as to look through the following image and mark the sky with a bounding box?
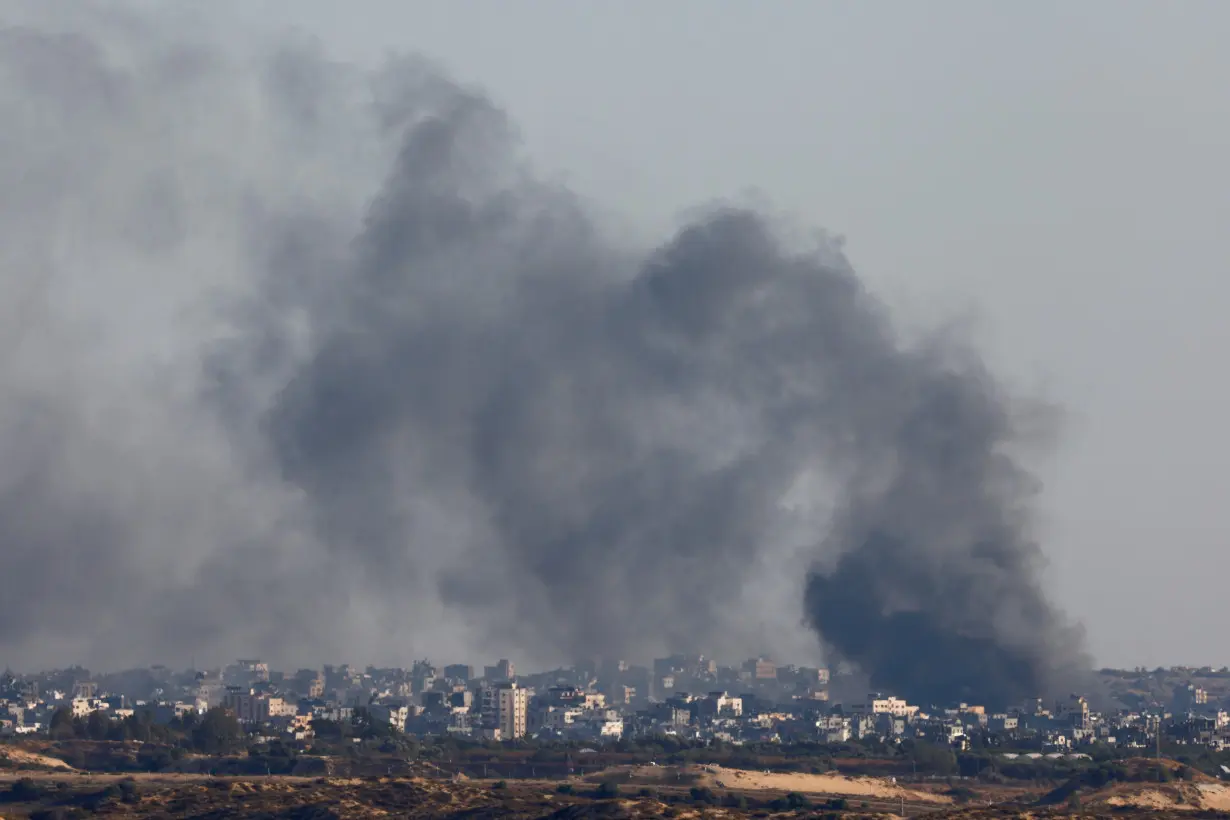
[218,0,1230,669]
[6,0,1228,671]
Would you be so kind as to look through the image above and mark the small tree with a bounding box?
[688,786,717,805]
[785,791,811,809]
[192,707,244,754]
[913,741,958,776]
[118,779,140,805]
[9,777,46,801]
[48,707,75,740]
[86,709,110,740]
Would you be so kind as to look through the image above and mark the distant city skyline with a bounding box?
[7,656,1230,679]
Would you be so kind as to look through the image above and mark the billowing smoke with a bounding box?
[803,349,1090,708]
[0,3,1087,703]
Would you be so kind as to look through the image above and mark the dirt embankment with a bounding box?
[0,774,713,820]
[700,765,950,804]
[1099,782,1230,812]
[0,748,74,771]
[613,763,950,804]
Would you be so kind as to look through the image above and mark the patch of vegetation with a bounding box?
[722,792,748,809]
[2,776,47,802]
[688,785,717,804]
[944,785,978,803]
[768,791,811,811]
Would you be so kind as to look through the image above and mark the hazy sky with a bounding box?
[15,1,1229,669]
[245,0,1230,670]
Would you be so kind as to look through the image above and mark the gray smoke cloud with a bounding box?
[803,344,1091,708]
[0,2,1088,703]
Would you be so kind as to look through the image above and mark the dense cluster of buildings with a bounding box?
[3,658,1230,754]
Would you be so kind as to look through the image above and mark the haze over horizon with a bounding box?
[2,1,1228,678]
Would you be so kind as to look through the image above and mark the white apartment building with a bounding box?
[487,682,528,739]
[368,702,410,732]
[223,688,293,723]
[852,694,916,719]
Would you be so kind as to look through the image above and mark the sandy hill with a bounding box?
[1038,757,1230,813]
[0,747,74,771]
[1083,780,1230,812]
[597,762,950,806]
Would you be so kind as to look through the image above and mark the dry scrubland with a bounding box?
[4,752,1230,819]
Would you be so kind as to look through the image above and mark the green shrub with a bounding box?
[119,778,140,804]
[7,777,46,802]
[688,786,717,804]
[786,791,811,809]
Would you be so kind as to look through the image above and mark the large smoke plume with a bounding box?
[0,3,1087,706]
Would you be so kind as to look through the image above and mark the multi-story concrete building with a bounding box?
[1173,684,1209,712]
[1057,695,1092,729]
[227,659,270,684]
[853,694,916,719]
[988,713,1020,733]
[743,658,777,681]
[223,687,292,723]
[368,702,410,732]
[697,691,743,719]
[70,698,105,718]
[483,682,528,739]
[484,659,515,682]
[292,669,326,699]
[443,664,473,682]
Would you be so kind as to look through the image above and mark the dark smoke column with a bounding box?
[804,350,1089,709]
[0,3,1093,677]
[246,56,1090,681]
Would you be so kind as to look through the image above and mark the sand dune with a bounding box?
[0,748,74,770]
[624,764,949,804]
[1196,783,1230,811]
[1099,782,1230,812]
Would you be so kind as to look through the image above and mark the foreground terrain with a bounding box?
[4,744,1230,819]
[2,757,1230,820]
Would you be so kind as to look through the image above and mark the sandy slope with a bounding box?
[1100,782,1230,812]
[1196,783,1230,811]
[0,748,74,770]
[1104,789,1185,810]
[690,765,950,804]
